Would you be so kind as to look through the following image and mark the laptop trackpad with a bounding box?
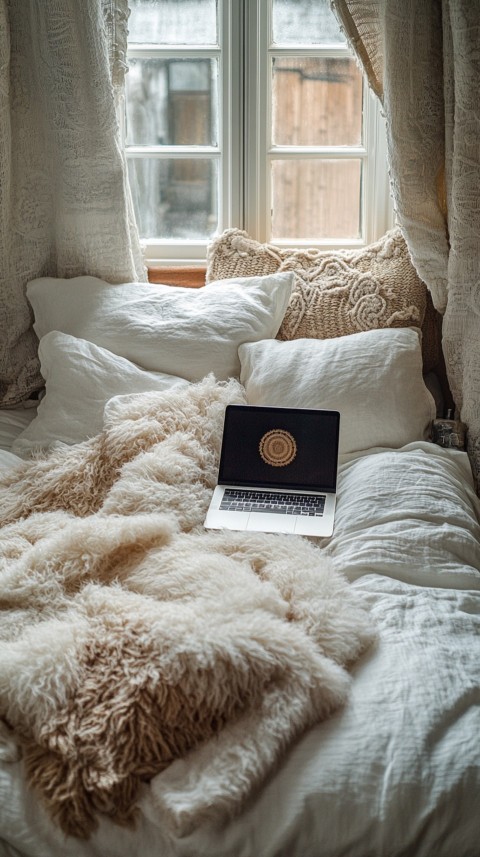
[246,512,296,534]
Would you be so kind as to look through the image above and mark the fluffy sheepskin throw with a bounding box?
[0,377,375,839]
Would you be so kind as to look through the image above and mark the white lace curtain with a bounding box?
[333,0,480,489]
[0,0,146,407]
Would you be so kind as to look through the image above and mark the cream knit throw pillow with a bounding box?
[206,227,438,368]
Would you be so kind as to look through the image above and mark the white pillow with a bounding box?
[12,332,189,456]
[27,273,294,382]
[239,328,436,455]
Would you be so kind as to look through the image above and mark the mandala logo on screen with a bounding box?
[259,429,297,467]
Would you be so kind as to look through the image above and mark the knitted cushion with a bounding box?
[206,227,440,372]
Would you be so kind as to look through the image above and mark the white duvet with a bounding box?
[1,441,479,857]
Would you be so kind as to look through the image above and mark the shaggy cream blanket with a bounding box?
[0,377,375,839]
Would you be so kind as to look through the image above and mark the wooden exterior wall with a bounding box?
[271,58,363,240]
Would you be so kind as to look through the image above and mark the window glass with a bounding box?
[271,159,362,240]
[128,0,218,45]
[272,0,345,45]
[127,157,218,239]
[272,57,363,147]
[126,58,218,146]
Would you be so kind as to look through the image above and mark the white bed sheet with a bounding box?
[0,441,479,857]
[0,407,37,455]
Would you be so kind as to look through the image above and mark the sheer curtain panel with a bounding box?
[333,0,480,489]
[0,0,145,407]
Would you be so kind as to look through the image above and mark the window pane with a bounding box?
[128,157,218,239]
[272,57,362,146]
[271,159,361,240]
[272,0,345,45]
[126,58,218,146]
[128,0,218,45]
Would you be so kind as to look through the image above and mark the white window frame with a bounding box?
[125,0,393,265]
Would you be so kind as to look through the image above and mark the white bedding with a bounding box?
[0,409,37,472]
[0,407,37,454]
[1,436,479,857]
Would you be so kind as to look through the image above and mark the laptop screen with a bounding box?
[218,405,340,492]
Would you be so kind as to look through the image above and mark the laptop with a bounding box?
[204,404,340,537]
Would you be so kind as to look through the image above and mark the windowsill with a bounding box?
[148,266,207,288]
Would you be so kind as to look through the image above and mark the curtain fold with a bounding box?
[0,0,146,407]
[333,0,480,488]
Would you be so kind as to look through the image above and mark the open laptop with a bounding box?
[204,404,340,537]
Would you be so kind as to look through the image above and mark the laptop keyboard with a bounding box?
[220,489,325,516]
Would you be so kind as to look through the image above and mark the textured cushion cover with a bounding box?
[207,227,440,372]
[27,273,293,383]
[12,332,189,456]
[239,328,435,456]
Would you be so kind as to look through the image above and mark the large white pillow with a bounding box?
[27,273,293,382]
[239,328,436,455]
[12,332,189,456]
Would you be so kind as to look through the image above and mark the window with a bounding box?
[126,0,393,264]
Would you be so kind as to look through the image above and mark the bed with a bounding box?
[0,228,479,857]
